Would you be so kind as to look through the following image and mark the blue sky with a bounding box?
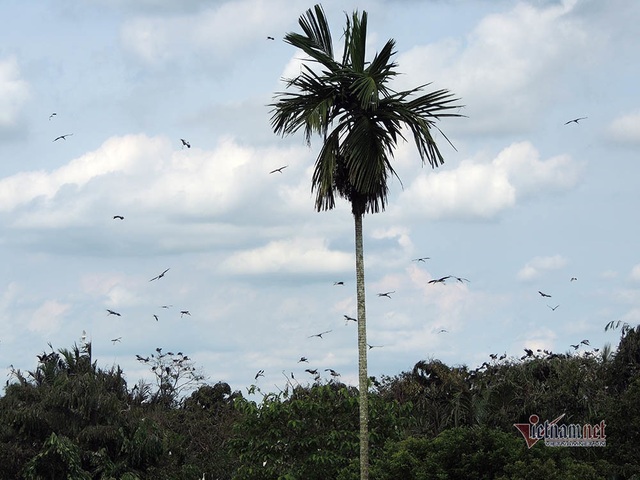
[1,0,639,397]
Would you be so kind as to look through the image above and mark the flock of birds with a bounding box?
[47,104,600,391]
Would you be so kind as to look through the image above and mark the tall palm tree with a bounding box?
[270,5,462,478]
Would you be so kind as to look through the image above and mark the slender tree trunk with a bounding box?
[354,211,369,480]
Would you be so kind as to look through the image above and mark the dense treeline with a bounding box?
[1,326,639,479]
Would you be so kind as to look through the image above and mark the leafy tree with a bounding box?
[0,343,165,478]
[270,5,461,478]
[135,348,206,407]
[371,427,610,480]
[231,381,407,480]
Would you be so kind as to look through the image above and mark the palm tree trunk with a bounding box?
[354,210,369,480]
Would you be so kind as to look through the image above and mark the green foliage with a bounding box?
[372,427,611,480]
[231,382,406,480]
[2,329,640,478]
[24,432,91,480]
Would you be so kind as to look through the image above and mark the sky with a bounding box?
[1,0,639,398]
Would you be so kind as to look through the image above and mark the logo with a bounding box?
[514,414,606,448]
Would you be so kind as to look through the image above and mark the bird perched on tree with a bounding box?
[180,138,191,148]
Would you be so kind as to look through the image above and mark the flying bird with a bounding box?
[269,165,288,174]
[344,315,357,324]
[429,276,451,284]
[160,305,172,309]
[333,281,344,286]
[367,344,383,349]
[377,291,395,298]
[135,354,149,362]
[436,329,448,334]
[412,257,430,262]
[106,309,121,316]
[547,304,560,311]
[180,138,191,148]
[564,116,587,125]
[308,330,332,339]
[570,344,580,350]
[153,314,159,321]
[451,276,470,283]
[325,368,340,377]
[49,113,57,120]
[111,337,122,344]
[305,368,318,375]
[113,215,124,220]
[267,36,275,40]
[580,339,590,346]
[297,357,308,363]
[149,268,170,282]
[570,277,578,282]
[53,133,73,141]
[180,310,191,317]
[254,369,264,380]
[538,291,552,298]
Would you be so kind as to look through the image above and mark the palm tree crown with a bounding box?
[270,4,462,216]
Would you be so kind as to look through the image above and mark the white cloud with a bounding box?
[28,300,70,334]
[517,254,568,281]
[220,236,352,275]
[607,111,640,145]
[394,0,591,133]
[0,56,30,129]
[120,0,295,67]
[395,141,581,221]
[629,264,640,282]
[1,133,308,229]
